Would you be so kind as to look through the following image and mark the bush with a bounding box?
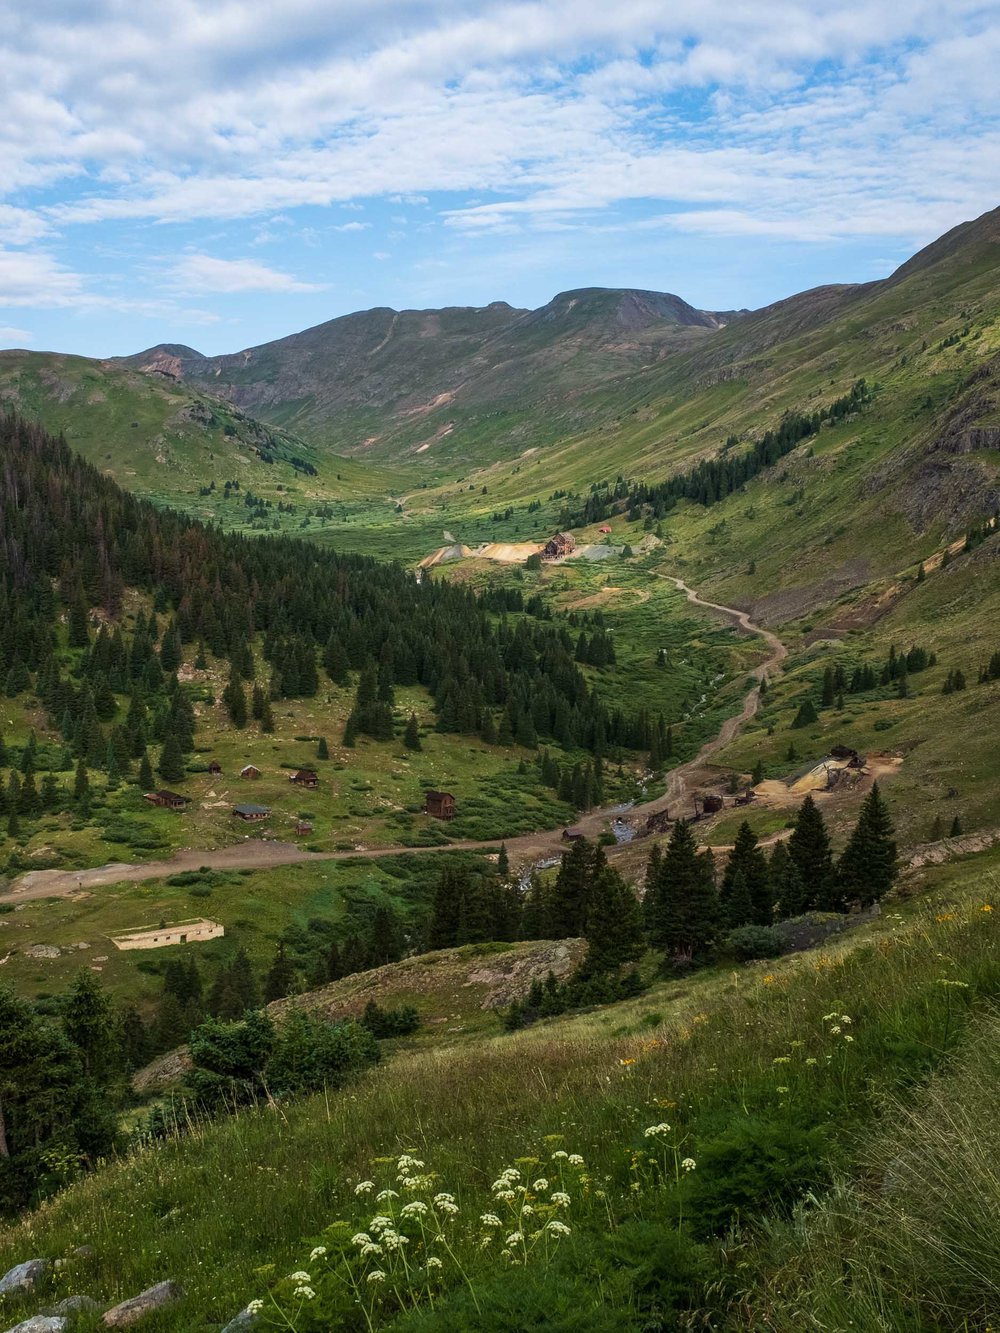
[724,925,787,961]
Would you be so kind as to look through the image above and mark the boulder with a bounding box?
[3,1318,68,1333]
[221,1310,260,1332]
[102,1282,183,1327]
[0,1262,50,1297]
[49,1296,102,1316]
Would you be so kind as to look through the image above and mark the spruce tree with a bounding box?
[721,822,772,926]
[497,842,510,879]
[647,819,719,960]
[73,758,90,803]
[769,839,806,919]
[158,732,185,783]
[317,736,329,760]
[263,944,297,1002]
[404,713,422,751]
[788,795,837,911]
[582,867,644,975]
[838,781,897,907]
[137,749,154,790]
[949,814,963,838]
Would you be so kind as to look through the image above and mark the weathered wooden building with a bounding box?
[142,790,190,811]
[424,790,456,820]
[232,803,270,822]
[289,769,319,787]
[239,764,261,779]
[542,532,576,559]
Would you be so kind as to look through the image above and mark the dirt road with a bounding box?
[5,576,786,905]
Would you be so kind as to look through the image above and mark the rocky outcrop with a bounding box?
[0,1262,49,1298]
[101,1281,184,1327]
[3,1317,67,1333]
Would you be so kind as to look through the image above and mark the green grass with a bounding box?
[2,858,1000,1328]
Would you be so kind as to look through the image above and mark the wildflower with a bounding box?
[397,1154,425,1171]
[681,1158,696,1172]
[551,1150,569,1160]
[843,1035,854,1043]
[293,1286,316,1300]
[550,1191,571,1208]
[644,1122,671,1139]
[568,1154,585,1167]
[822,1012,837,1022]
[830,1025,842,1035]
[805,1057,818,1066]
[841,1015,852,1024]
[532,1178,549,1192]
[433,1193,459,1215]
[427,1257,443,1270]
[936,913,955,923]
[354,1180,375,1196]
[367,1271,387,1284]
[382,1230,409,1251]
[247,1301,264,1315]
[619,1057,636,1067]
[376,1188,399,1203]
[288,1271,311,1283]
[401,1201,429,1217]
[494,1189,516,1202]
[506,1232,523,1246]
[360,1243,382,1259]
[351,1234,373,1248]
[772,1056,791,1065]
[776,1086,789,1094]
[546,1220,571,1236]
[309,1246,327,1261]
[983,904,994,913]
[369,1216,393,1233]
[480,1213,502,1228]
[521,1204,535,1217]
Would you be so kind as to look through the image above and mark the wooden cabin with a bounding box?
[207,760,222,776]
[295,821,314,836]
[562,827,585,841]
[424,790,456,820]
[289,769,319,788]
[232,803,270,822]
[239,764,261,780]
[143,790,190,811]
[542,532,576,560]
[702,794,724,814]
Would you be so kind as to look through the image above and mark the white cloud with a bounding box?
[0,325,34,345]
[170,254,326,293]
[332,221,370,232]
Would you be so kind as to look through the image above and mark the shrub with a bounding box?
[724,925,787,961]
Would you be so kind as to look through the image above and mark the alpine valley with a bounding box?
[3,206,1000,1332]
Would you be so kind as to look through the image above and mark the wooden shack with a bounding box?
[289,769,319,788]
[562,826,585,841]
[240,764,261,779]
[207,760,222,776]
[424,790,456,820]
[702,794,724,814]
[143,790,190,811]
[295,821,314,836]
[232,803,270,822]
[542,532,576,559]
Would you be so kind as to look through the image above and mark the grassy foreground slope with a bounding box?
[0,857,998,1329]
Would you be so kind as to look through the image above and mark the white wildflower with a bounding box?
[532,1178,549,1192]
[309,1246,327,1261]
[376,1188,399,1203]
[369,1216,393,1233]
[568,1154,585,1167]
[397,1154,425,1171]
[550,1150,569,1161]
[494,1189,516,1202]
[644,1122,671,1139]
[247,1301,264,1315]
[521,1204,535,1217]
[681,1158,696,1172]
[830,1025,842,1035]
[351,1233,373,1247]
[367,1270,387,1284]
[506,1232,523,1246]
[354,1180,375,1196]
[426,1257,443,1270]
[288,1271,311,1282]
[401,1200,429,1217]
[550,1191,571,1208]
[434,1192,459,1214]
[546,1220,571,1236]
[293,1285,315,1300]
[480,1213,502,1228]
[360,1243,382,1259]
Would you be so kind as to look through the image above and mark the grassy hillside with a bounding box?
[1,853,998,1329]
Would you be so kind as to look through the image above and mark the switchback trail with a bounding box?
[5,577,785,904]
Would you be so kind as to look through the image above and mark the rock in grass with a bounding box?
[0,1261,50,1297]
[50,1296,102,1316]
[101,1282,184,1327]
[3,1317,68,1333]
[221,1310,260,1332]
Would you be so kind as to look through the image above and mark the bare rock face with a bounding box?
[101,1281,184,1327]
[0,1261,50,1297]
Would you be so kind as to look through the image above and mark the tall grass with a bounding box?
[1,893,999,1327]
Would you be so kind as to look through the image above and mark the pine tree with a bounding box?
[263,944,297,1002]
[371,905,402,965]
[428,870,464,949]
[581,867,644,975]
[549,837,597,937]
[158,732,185,783]
[721,821,772,926]
[62,970,120,1085]
[137,750,154,790]
[949,814,963,838]
[837,781,896,907]
[404,713,422,751]
[647,819,718,960]
[497,842,510,879]
[317,736,329,760]
[73,758,90,802]
[723,868,754,930]
[769,839,806,919]
[788,795,838,911]
[792,699,819,729]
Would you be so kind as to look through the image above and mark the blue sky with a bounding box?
[1,0,999,357]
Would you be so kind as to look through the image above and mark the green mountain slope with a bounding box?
[121,287,736,469]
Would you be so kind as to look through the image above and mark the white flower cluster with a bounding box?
[433,1192,459,1215]
[644,1122,671,1139]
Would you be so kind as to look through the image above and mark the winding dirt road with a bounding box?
[5,577,786,905]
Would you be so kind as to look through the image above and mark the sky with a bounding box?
[1,0,1000,357]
